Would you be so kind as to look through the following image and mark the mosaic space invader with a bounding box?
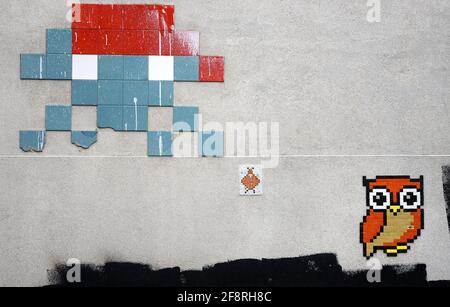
[240,165,263,196]
[361,176,424,258]
[19,3,225,157]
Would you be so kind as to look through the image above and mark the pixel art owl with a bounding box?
[361,176,424,259]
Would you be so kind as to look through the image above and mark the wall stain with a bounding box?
[441,166,450,233]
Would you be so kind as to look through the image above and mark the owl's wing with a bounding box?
[391,209,423,245]
[361,209,385,244]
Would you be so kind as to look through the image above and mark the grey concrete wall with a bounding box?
[1,0,450,286]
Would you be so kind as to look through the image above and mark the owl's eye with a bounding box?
[369,188,390,210]
[399,188,421,209]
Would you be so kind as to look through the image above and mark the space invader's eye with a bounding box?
[399,188,421,209]
[369,188,390,210]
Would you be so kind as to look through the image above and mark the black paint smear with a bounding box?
[442,166,450,233]
[47,253,449,287]
[49,262,180,287]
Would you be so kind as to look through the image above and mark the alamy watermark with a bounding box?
[174,115,280,169]
[366,257,382,283]
[66,258,81,283]
[66,1,80,23]
[367,0,381,23]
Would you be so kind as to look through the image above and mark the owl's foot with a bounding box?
[385,245,409,256]
[385,248,398,256]
[396,245,409,253]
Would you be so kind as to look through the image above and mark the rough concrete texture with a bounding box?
[0,0,449,286]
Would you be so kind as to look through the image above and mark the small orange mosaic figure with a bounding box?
[240,165,263,195]
[361,176,424,259]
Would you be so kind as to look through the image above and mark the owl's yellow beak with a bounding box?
[389,205,401,213]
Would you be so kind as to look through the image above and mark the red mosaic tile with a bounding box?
[171,31,200,56]
[99,30,124,55]
[72,29,100,54]
[158,31,172,56]
[123,30,159,55]
[199,56,225,82]
[72,4,100,29]
[155,5,175,33]
[98,4,124,29]
[122,5,159,30]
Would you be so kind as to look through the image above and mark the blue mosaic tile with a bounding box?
[19,131,46,152]
[123,81,148,106]
[98,80,123,105]
[20,54,46,80]
[46,29,72,54]
[199,131,224,157]
[174,56,199,81]
[148,131,172,156]
[173,106,199,132]
[97,105,123,131]
[148,81,174,107]
[45,105,72,131]
[71,131,97,149]
[124,56,148,80]
[71,80,98,106]
[98,55,124,80]
[46,54,72,80]
[123,106,148,132]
